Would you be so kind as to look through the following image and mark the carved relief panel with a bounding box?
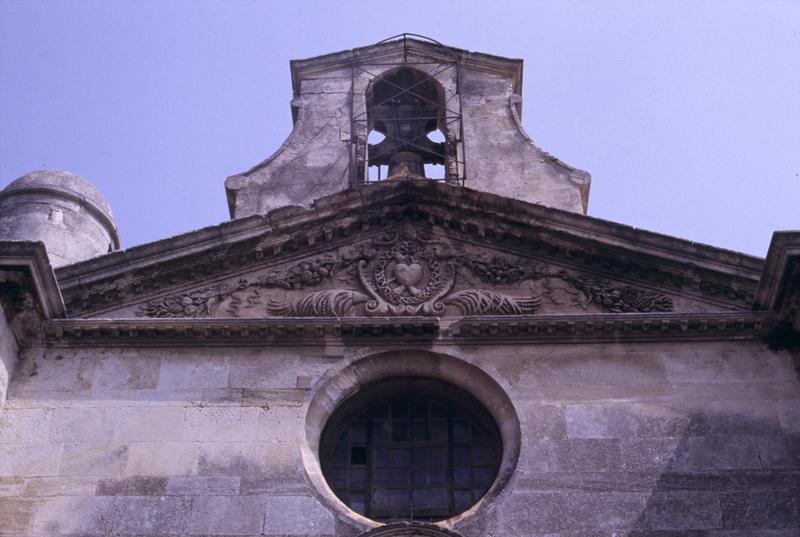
[133,225,689,319]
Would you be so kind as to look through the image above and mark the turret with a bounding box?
[0,170,120,267]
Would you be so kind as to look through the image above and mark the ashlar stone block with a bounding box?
[188,495,266,534]
[184,406,263,441]
[0,443,62,477]
[112,496,193,534]
[125,441,198,476]
[263,495,335,535]
[31,496,115,535]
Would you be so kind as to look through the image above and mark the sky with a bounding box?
[0,0,797,258]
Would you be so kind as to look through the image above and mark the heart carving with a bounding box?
[394,262,424,287]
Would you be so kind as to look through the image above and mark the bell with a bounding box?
[387,151,426,180]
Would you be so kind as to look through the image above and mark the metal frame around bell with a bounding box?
[348,33,466,187]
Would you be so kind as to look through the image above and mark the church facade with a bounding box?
[1,36,798,537]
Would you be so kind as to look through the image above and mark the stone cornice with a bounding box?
[0,241,65,319]
[42,312,774,347]
[754,231,800,311]
[754,231,800,347]
[55,182,763,317]
[290,36,523,98]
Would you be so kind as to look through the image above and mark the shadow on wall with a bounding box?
[627,410,800,536]
[496,403,800,537]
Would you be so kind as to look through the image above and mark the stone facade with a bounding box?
[1,36,798,537]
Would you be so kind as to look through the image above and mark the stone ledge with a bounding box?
[42,312,774,347]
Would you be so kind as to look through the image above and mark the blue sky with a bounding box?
[1,0,798,256]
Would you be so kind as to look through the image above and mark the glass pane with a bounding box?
[453,446,470,465]
[453,466,471,487]
[474,466,494,488]
[350,447,367,465]
[391,489,410,511]
[428,467,446,486]
[431,419,447,441]
[351,422,367,443]
[413,467,428,487]
[351,467,368,487]
[392,448,410,468]
[390,468,410,487]
[454,490,473,511]
[392,421,409,441]
[429,447,446,466]
[392,401,409,419]
[372,420,391,442]
[374,467,390,485]
[375,448,392,466]
[410,421,427,441]
[333,447,347,465]
[453,419,469,441]
[412,447,427,465]
[373,488,391,509]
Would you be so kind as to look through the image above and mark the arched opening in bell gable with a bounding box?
[365,67,450,182]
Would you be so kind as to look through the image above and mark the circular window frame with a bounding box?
[301,350,520,531]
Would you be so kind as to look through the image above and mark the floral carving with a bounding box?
[569,276,673,313]
[267,290,369,317]
[256,257,336,290]
[445,289,542,315]
[136,281,247,318]
[456,255,544,285]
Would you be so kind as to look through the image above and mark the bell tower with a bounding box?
[225,34,590,218]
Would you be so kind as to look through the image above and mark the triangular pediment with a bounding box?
[55,181,762,320]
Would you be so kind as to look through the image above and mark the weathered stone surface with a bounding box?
[720,490,800,528]
[112,495,193,534]
[555,439,623,473]
[0,408,51,443]
[620,438,682,471]
[197,442,272,478]
[96,476,168,496]
[188,495,266,534]
[50,407,116,443]
[31,496,115,535]
[23,476,97,496]
[565,404,638,439]
[125,441,198,476]
[499,491,645,532]
[0,170,119,267]
[0,305,17,408]
[263,495,335,535]
[184,407,263,441]
[643,492,722,530]
[669,436,761,472]
[755,435,800,468]
[518,402,567,440]
[777,399,800,432]
[158,355,229,389]
[166,476,240,496]
[113,406,185,442]
[0,498,36,535]
[59,443,129,477]
[0,443,62,477]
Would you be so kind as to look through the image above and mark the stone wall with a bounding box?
[0,304,17,406]
[0,340,797,536]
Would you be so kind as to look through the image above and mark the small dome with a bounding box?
[0,170,120,267]
[2,170,115,225]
